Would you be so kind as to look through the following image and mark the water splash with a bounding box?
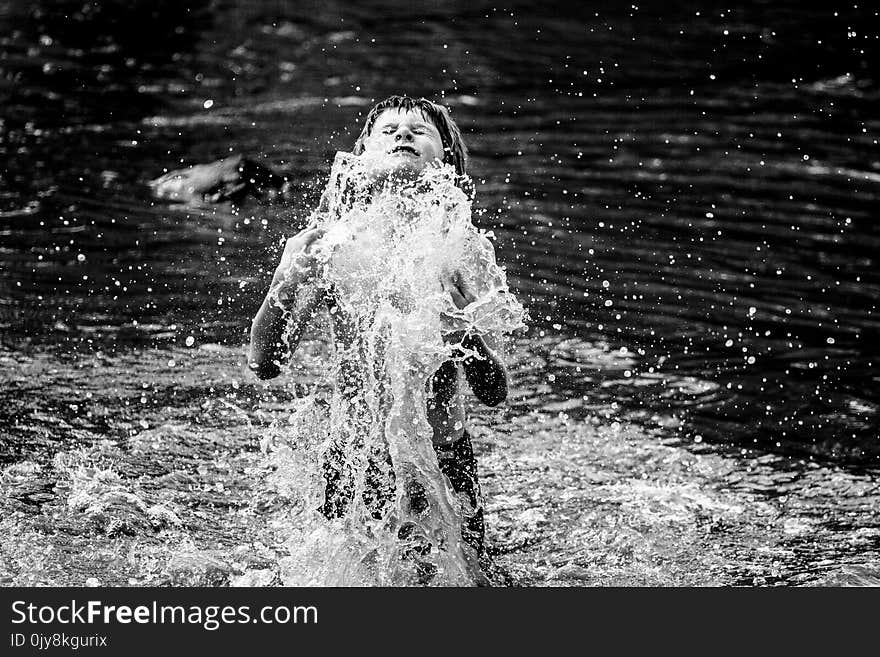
[265,154,525,585]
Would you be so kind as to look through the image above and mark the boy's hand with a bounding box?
[440,270,477,338]
[441,270,477,310]
[270,228,326,305]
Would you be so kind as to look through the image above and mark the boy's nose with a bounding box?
[395,128,414,141]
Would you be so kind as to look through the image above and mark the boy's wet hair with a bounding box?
[353,95,468,177]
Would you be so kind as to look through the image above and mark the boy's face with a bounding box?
[361,108,445,177]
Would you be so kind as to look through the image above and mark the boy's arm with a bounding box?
[447,330,508,407]
[441,268,509,406]
[248,228,325,379]
[248,289,323,379]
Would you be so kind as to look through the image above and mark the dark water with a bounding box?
[2,1,879,585]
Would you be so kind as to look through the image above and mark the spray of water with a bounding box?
[265,153,525,585]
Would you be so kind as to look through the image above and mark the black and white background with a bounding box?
[1,0,879,590]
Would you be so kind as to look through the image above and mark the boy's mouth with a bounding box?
[390,145,419,156]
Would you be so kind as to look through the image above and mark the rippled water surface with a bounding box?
[2,1,879,585]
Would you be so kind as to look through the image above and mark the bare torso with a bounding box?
[326,294,466,446]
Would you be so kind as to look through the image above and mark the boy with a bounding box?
[248,96,512,563]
